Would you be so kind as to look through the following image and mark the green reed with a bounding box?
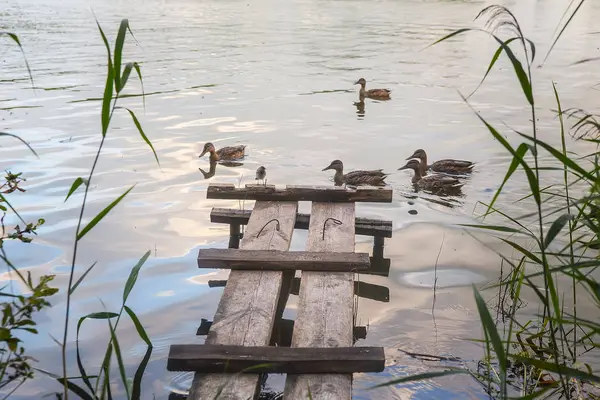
[374,2,600,399]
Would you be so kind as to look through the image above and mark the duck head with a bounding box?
[398,159,421,172]
[406,149,426,161]
[199,142,215,158]
[322,159,344,172]
[354,78,366,87]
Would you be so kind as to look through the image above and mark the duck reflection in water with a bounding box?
[198,160,244,180]
[354,99,365,118]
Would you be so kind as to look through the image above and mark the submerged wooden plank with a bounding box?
[168,345,385,373]
[210,208,393,238]
[187,200,298,400]
[290,278,390,303]
[207,184,392,203]
[284,202,356,399]
[197,249,370,272]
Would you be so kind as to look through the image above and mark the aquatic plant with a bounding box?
[374,1,600,399]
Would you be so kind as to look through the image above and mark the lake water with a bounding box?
[1,0,599,398]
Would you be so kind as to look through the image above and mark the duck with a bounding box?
[255,166,267,185]
[199,142,246,162]
[354,78,391,100]
[406,149,474,176]
[398,159,464,195]
[322,159,388,187]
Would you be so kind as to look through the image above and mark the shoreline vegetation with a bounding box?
[2,1,599,399]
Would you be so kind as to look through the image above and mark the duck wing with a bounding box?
[217,145,247,160]
[345,172,388,186]
[431,159,474,174]
[346,169,386,178]
[366,89,391,99]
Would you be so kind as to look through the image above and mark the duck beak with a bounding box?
[199,149,207,158]
[398,164,409,171]
[322,164,333,171]
[354,80,360,85]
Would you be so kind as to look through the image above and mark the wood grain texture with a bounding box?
[284,202,356,399]
[168,345,385,373]
[197,249,371,272]
[187,201,298,400]
[207,184,393,203]
[210,208,393,238]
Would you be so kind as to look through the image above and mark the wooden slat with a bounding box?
[168,345,384,374]
[210,208,393,238]
[290,278,389,303]
[187,201,298,399]
[284,202,356,399]
[198,249,371,272]
[196,318,369,346]
[207,184,392,203]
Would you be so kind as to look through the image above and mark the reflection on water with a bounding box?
[1,0,600,397]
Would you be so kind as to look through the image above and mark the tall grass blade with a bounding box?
[124,306,152,400]
[107,318,130,399]
[543,0,586,65]
[489,35,533,105]
[369,369,470,389]
[511,354,600,383]
[499,238,542,264]
[65,177,88,202]
[123,250,150,304]
[426,28,473,49]
[485,143,529,215]
[77,185,135,241]
[544,214,574,249]
[35,368,95,400]
[473,286,506,394]
[113,19,129,92]
[69,261,98,295]
[467,37,518,98]
[95,18,114,136]
[132,63,145,110]
[120,108,159,166]
[0,132,39,158]
[0,32,34,89]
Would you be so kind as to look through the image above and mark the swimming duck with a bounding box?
[406,149,474,176]
[354,78,391,100]
[199,142,246,162]
[255,166,267,185]
[322,159,388,187]
[398,159,464,195]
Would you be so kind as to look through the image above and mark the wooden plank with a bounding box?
[210,208,393,238]
[207,184,393,203]
[284,202,356,399]
[196,319,369,346]
[168,345,385,374]
[197,249,371,272]
[187,200,298,400]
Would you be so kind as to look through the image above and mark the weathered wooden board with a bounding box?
[187,200,298,400]
[197,249,371,272]
[210,208,393,238]
[196,318,368,346]
[168,345,385,373]
[284,202,356,399]
[207,183,393,203]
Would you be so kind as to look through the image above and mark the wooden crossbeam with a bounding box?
[210,208,393,238]
[167,345,385,374]
[198,249,371,272]
[207,183,393,203]
[196,318,368,345]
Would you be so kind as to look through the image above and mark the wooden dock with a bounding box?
[167,183,393,399]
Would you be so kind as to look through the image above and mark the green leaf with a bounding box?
[369,369,470,389]
[511,354,600,383]
[69,261,98,295]
[120,107,159,166]
[113,19,129,93]
[490,35,533,105]
[485,143,529,215]
[65,177,88,202]
[123,251,150,304]
[467,37,520,99]
[543,0,586,65]
[108,318,130,399]
[458,224,523,234]
[0,132,38,158]
[132,62,145,110]
[77,185,135,241]
[473,286,507,389]
[124,306,151,345]
[95,18,114,136]
[125,305,152,400]
[120,62,134,91]
[544,213,574,249]
[426,28,473,49]
[0,32,34,90]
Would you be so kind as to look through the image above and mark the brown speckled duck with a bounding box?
[407,149,474,176]
[398,159,464,195]
[355,78,391,100]
[199,142,246,162]
[322,159,388,187]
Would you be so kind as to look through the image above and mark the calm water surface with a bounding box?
[1,0,600,398]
